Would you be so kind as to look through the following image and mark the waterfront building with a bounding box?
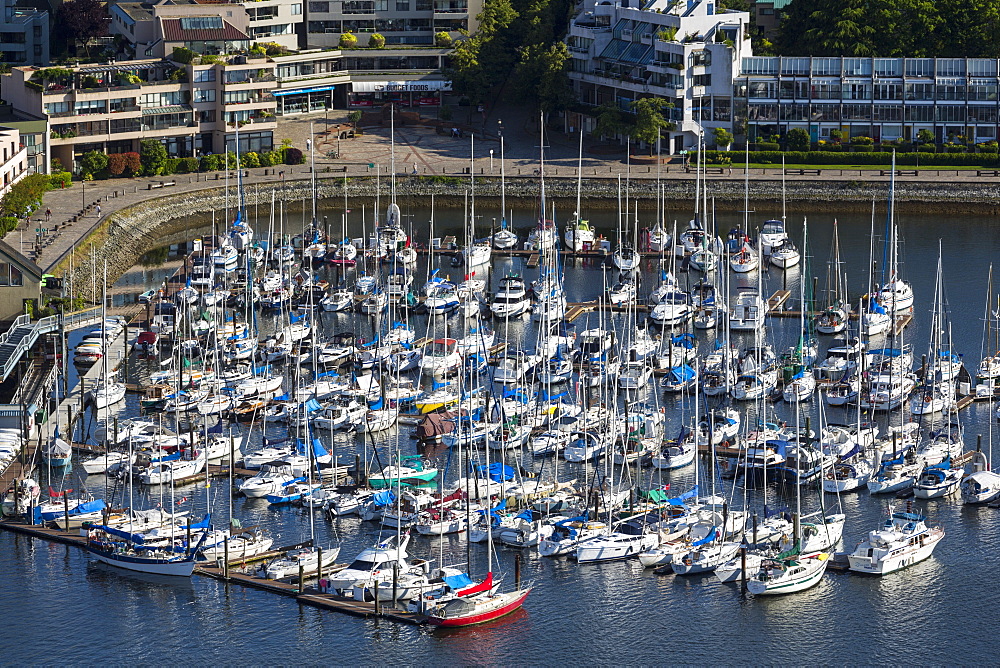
[0,0,48,67]
[736,56,1000,145]
[0,126,30,194]
[271,48,450,112]
[0,239,43,322]
[304,0,481,49]
[566,0,752,152]
[0,57,278,169]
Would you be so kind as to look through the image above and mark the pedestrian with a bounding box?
[412,163,418,174]
[279,170,285,181]
[96,203,101,217]
[45,208,51,222]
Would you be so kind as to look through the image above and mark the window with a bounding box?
[44,101,69,115]
[416,0,432,8]
[198,110,216,123]
[780,103,808,121]
[748,81,776,98]
[179,16,223,30]
[194,89,216,103]
[747,103,777,121]
[905,105,934,122]
[397,1,410,9]
[691,50,710,66]
[309,1,329,10]
[969,80,998,101]
[32,26,40,39]
[811,57,841,76]
[873,104,902,121]
[936,58,965,76]
[844,82,871,100]
[905,82,934,100]
[969,106,998,123]
[936,105,965,122]
[936,79,966,101]
[713,98,731,121]
[810,104,840,121]
[841,103,870,120]
[194,69,216,82]
[74,99,106,114]
[904,58,933,77]
[874,58,902,77]
[810,80,840,100]
[33,45,41,56]
[842,57,871,76]
[0,263,22,286]
[110,118,141,133]
[693,73,711,86]
[291,3,302,13]
[224,90,252,104]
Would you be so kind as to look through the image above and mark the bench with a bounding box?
[784,168,821,175]
[330,166,348,173]
[879,169,917,176]
[978,169,1000,177]
[687,166,725,174]
[148,181,177,190]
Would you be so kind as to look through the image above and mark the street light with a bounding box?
[489,149,494,174]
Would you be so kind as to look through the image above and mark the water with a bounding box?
[7,203,1000,663]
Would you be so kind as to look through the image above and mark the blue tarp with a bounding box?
[186,514,211,530]
[369,396,384,410]
[304,398,323,413]
[475,462,515,482]
[93,524,145,544]
[373,490,396,507]
[442,573,474,589]
[669,364,696,382]
[311,438,328,458]
[766,439,789,458]
[691,527,718,547]
[667,485,699,506]
[252,364,272,375]
[74,498,107,516]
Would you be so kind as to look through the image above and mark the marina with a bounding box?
[4,149,1000,661]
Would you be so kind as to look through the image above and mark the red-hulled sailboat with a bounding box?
[419,571,531,627]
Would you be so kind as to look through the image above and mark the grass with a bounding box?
[729,163,990,171]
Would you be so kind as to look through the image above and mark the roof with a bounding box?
[0,239,43,280]
[113,3,154,23]
[160,17,249,42]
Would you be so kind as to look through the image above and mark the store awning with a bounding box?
[273,85,337,96]
[351,80,451,93]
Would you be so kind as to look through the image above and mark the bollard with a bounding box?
[740,547,747,592]
[63,494,69,531]
[317,547,324,582]
[374,580,380,615]
[298,563,305,592]
[515,553,522,590]
[224,539,229,579]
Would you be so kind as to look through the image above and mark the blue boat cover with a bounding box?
[667,485,699,506]
[373,490,396,506]
[186,514,211,530]
[73,498,107,516]
[475,462,515,482]
[691,527,718,547]
[94,524,145,544]
[443,573,474,589]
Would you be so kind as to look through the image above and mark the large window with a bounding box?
[969,106,998,123]
[873,104,902,121]
[780,103,809,121]
[905,82,934,100]
[842,103,871,120]
[0,263,23,287]
[875,83,902,100]
[936,79,966,101]
[194,69,216,82]
[194,89,216,103]
[969,80,998,101]
[810,80,840,100]
[179,16,222,30]
[905,105,934,122]
[748,81,776,98]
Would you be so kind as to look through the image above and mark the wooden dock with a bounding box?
[766,290,791,312]
[526,253,540,269]
[0,519,424,625]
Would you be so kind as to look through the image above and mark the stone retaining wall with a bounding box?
[59,175,1000,302]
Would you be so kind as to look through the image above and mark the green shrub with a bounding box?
[172,47,196,64]
[1,173,50,217]
[692,149,1000,167]
[850,136,874,145]
[339,32,357,48]
[49,171,72,188]
[786,128,810,152]
[80,150,108,179]
[829,129,844,142]
[259,151,274,167]
[200,154,221,171]
[850,145,874,152]
[434,31,453,47]
[241,151,261,168]
[139,139,167,176]
[182,157,200,172]
[754,142,780,151]
[370,33,386,48]
[978,141,999,153]
[0,215,17,233]
[162,157,182,174]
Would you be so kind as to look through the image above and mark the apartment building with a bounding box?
[304,0,481,49]
[736,56,1000,144]
[566,0,752,152]
[270,47,449,112]
[0,0,48,66]
[111,1,255,59]
[1,56,277,170]
[0,126,29,194]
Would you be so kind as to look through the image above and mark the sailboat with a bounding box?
[910,244,958,415]
[565,129,596,252]
[491,136,518,250]
[877,157,914,313]
[86,524,206,577]
[462,136,492,268]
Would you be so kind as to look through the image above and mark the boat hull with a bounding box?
[89,546,197,576]
[424,589,530,627]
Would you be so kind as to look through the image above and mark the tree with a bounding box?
[592,103,633,141]
[55,0,109,57]
[139,139,167,177]
[787,127,811,151]
[712,127,734,149]
[917,128,935,145]
[512,42,574,114]
[80,150,108,178]
[629,97,675,152]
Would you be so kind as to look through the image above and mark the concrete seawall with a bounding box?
[58,173,1000,302]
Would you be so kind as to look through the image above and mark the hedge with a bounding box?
[49,172,72,188]
[693,150,1000,167]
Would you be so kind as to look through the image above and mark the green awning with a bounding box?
[141,105,191,115]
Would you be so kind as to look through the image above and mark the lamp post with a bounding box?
[489,149,494,174]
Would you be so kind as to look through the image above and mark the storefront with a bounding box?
[348,80,451,108]
[274,85,337,115]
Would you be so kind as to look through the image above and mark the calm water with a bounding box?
[7,201,1000,664]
